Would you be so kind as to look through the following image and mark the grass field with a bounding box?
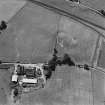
[0,2,60,63]
[80,0,105,10]
[0,0,26,21]
[57,16,98,64]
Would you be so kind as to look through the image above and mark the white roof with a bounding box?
[12,74,18,82]
[21,78,37,84]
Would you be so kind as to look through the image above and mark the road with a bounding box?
[28,0,105,32]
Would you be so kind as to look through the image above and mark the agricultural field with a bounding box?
[0,0,105,105]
